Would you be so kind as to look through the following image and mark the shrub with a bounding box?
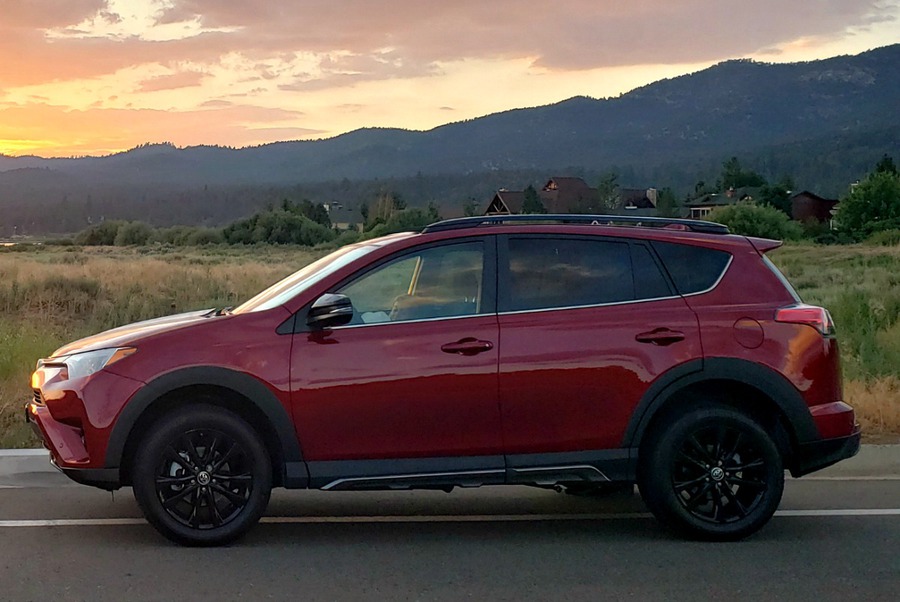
[184,228,225,246]
[707,202,803,240]
[865,229,900,247]
[75,220,127,246]
[114,221,154,246]
[224,211,336,246]
[835,171,900,237]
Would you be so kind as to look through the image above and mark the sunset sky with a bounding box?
[1,0,898,158]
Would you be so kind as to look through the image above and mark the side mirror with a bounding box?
[307,293,354,328]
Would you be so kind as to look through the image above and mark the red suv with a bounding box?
[27,215,860,545]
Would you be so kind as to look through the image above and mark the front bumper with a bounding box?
[25,402,122,491]
[789,426,862,478]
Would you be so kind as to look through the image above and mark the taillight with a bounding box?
[775,304,835,336]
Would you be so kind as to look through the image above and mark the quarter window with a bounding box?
[651,241,731,295]
[338,242,484,324]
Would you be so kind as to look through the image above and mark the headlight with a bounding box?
[54,348,137,381]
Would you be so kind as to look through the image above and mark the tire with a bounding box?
[638,404,784,541]
[132,404,273,546]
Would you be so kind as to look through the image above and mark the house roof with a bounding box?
[486,190,526,214]
[686,187,763,207]
[541,177,594,212]
[791,190,838,203]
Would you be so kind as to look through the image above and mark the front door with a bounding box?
[289,238,503,482]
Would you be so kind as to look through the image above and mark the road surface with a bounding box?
[1,455,898,601]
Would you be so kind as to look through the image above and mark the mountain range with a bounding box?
[1,44,898,234]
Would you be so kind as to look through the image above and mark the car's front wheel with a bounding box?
[639,404,784,541]
[132,404,272,546]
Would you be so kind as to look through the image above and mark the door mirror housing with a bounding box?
[307,293,354,329]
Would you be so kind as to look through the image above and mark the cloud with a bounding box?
[0,101,310,156]
[2,0,107,29]
[2,0,893,89]
[137,70,206,92]
[152,0,893,69]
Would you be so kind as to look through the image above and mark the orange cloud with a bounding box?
[0,102,316,156]
[137,70,207,92]
[0,0,896,156]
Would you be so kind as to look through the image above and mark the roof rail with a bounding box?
[422,214,730,235]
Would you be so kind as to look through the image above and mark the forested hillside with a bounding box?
[2,44,898,234]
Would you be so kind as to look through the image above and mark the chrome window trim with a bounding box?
[497,294,682,317]
[326,251,733,326]
[330,311,492,330]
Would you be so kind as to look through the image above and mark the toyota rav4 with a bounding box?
[27,214,861,545]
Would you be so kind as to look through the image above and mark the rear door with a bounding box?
[497,234,702,463]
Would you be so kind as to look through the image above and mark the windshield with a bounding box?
[233,233,415,314]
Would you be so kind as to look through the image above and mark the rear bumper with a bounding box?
[789,426,862,478]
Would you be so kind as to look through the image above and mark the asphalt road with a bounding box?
[1,462,898,602]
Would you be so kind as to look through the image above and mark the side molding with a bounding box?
[623,357,819,448]
[105,366,306,486]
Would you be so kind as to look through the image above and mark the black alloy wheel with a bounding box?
[154,428,253,530]
[639,404,784,541]
[132,404,272,546]
[671,424,768,524]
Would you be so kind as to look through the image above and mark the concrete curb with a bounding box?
[2,446,899,484]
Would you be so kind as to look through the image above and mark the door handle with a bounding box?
[635,328,685,346]
[441,337,494,356]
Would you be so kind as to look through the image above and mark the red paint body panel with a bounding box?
[290,316,501,460]
[32,309,295,470]
[498,298,701,452]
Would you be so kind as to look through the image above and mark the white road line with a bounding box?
[790,476,900,481]
[1,509,900,528]
[0,450,48,457]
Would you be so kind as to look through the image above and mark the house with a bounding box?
[684,187,761,219]
[485,177,658,215]
[539,177,596,213]
[791,191,838,223]
[619,188,658,210]
[485,189,527,215]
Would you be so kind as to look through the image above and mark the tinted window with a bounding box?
[651,241,731,294]
[632,244,672,299]
[339,242,484,324]
[505,237,633,311]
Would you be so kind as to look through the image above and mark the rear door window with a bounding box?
[502,236,679,312]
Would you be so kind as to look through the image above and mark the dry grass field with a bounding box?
[1,241,898,448]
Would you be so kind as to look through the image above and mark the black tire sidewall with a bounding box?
[132,404,273,546]
[640,406,784,541]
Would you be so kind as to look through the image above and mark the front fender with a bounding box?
[105,366,306,487]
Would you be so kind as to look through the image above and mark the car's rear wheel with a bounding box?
[639,404,784,541]
[132,404,272,546]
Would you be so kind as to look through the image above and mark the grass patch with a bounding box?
[0,245,319,447]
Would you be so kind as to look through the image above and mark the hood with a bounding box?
[52,309,216,357]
